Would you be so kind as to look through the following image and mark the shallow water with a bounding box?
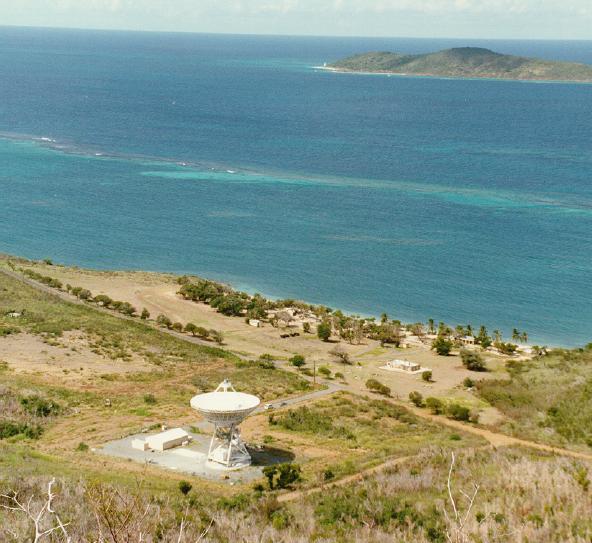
[1,28,591,346]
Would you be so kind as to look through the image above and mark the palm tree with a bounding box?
[428,318,435,334]
[512,328,520,342]
[521,331,528,344]
[493,329,502,342]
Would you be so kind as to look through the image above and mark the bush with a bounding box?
[140,308,150,320]
[156,314,173,329]
[365,379,391,396]
[460,349,487,371]
[143,393,157,405]
[317,321,332,342]
[425,397,444,414]
[184,322,197,335]
[432,337,453,356]
[209,329,224,344]
[262,463,302,490]
[171,322,183,332]
[20,396,61,417]
[178,481,192,495]
[463,377,475,388]
[76,442,89,452]
[318,366,332,378]
[446,403,470,422]
[289,354,306,368]
[409,391,424,407]
[421,370,432,382]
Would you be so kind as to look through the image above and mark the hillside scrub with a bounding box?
[1,447,590,542]
[477,345,592,450]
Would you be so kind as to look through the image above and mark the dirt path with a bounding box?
[4,267,592,466]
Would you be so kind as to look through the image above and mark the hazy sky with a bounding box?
[1,1,591,40]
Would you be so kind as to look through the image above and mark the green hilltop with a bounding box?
[329,47,592,82]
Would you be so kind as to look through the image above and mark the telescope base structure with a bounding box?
[207,424,251,469]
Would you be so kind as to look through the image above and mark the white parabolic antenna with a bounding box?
[190,379,260,468]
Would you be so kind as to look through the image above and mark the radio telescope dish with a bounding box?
[190,379,260,468]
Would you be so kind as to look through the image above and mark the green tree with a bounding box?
[460,349,487,371]
[262,463,301,490]
[432,337,453,356]
[409,391,424,407]
[178,481,192,495]
[209,329,224,345]
[289,354,306,368]
[425,397,444,414]
[317,321,332,342]
[140,307,150,320]
[428,318,435,334]
[156,314,173,329]
[195,326,209,339]
[421,370,432,382]
[184,322,197,336]
[302,322,311,334]
[171,322,183,332]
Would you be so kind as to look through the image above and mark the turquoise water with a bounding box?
[1,28,591,346]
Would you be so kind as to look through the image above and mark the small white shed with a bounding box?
[145,428,191,451]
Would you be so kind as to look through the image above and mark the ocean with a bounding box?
[0,27,591,346]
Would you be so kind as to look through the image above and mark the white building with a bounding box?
[138,428,192,452]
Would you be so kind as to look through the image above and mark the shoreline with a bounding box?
[314,64,592,84]
[1,252,564,349]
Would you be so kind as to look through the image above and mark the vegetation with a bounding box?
[432,337,453,356]
[460,349,487,371]
[329,47,592,81]
[365,378,391,396]
[317,320,332,342]
[477,345,592,450]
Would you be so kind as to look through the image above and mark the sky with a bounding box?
[0,1,591,40]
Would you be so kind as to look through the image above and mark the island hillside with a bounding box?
[328,47,592,82]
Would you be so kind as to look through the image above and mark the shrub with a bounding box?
[303,322,311,333]
[432,337,453,356]
[195,326,209,338]
[463,377,475,388]
[289,354,306,368]
[446,403,471,421]
[76,442,89,452]
[334,372,345,381]
[365,379,391,396]
[317,321,332,342]
[262,463,302,490]
[93,294,113,307]
[184,322,197,335]
[178,481,192,495]
[425,397,444,414]
[143,394,157,405]
[209,329,224,344]
[140,308,150,320]
[422,370,432,382]
[156,314,173,329]
[20,396,61,417]
[318,366,331,377]
[460,349,487,371]
[409,391,424,407]
[329,345,352,365]
[171,322,183,332]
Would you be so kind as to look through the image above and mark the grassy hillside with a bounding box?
[329,47,592,81]
[477,346,592,450]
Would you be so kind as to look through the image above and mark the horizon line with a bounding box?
[1,23,591,43]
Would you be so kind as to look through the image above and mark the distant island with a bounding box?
[327,47,592,82]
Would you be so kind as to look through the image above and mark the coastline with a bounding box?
[0,252,563,349]
[314,64,592,84]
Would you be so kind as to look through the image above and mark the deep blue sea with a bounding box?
[1,27,591,346]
